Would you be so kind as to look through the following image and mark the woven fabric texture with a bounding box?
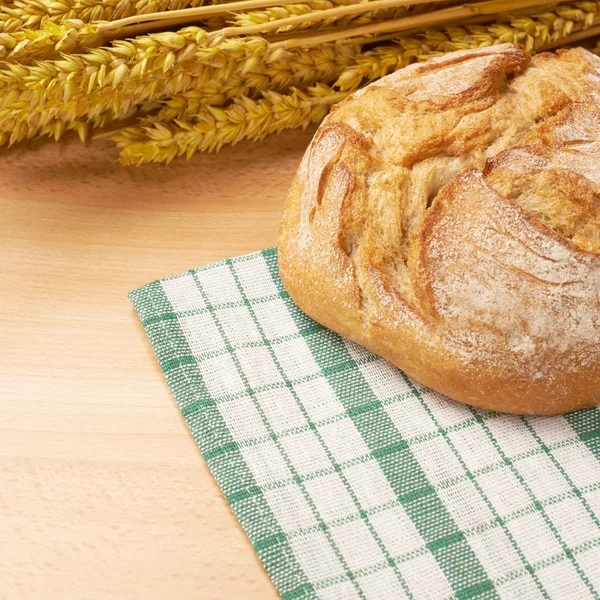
[130,248,600,600]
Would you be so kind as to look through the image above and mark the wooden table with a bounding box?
[1,129,316,599]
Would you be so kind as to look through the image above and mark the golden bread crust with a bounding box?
[278,43,600,415]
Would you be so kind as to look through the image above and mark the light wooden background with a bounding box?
[1,128,316,599]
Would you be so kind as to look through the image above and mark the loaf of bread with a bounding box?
[278,43,600,416]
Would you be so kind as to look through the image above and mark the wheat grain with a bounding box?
[4,1,598,145]
[0,19,104,62]
[266,0,573,48]
[0,0,360,41]
[0,0,490,63]
[230,0,460,33]
[0,0,358,60]
[8,109,116,145]
[146,42,359,119]
[333,1,600,89]
[115,0,565,46]
[0,30,366,141]
[0,0,60,32]
[0,27,210,137]
[102,83,346,164]
[0,0,207,35]
[102,2,600,163]
[2,0,600,157]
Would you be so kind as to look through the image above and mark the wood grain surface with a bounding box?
[1,129,316,600]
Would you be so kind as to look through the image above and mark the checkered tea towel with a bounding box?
[130,248,600,600]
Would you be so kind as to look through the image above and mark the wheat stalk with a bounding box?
[103,0,446,35]
[3,2,599,145]
[2,0,599,159]
[334,2,600,88]
[0,19,104,61]
[0,0,211,35]
[146,41,359,117]
[73,0,208,24]
[0,27,210,137]
[102,83,347,164]
[3,108,123,146]
[229,0,465,37]
[0,31,368,142]
[0,0,362,60]
[0,0,567,61]
[102,3,600,164]
[232,0,333,28]
[267,0,574,48]
[209,0,479,43]
[90,0,572,43]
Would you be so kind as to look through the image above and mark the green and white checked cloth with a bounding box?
[130,248,600,600]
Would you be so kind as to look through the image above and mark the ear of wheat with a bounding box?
[1,0,599,164]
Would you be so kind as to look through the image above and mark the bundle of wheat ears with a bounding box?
[0,0,599,164]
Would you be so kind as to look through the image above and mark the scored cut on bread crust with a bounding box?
[278,43,600,416]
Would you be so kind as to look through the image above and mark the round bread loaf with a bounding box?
[278,43,600,416]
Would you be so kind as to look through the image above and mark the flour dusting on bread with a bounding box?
[279,44,600,415]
